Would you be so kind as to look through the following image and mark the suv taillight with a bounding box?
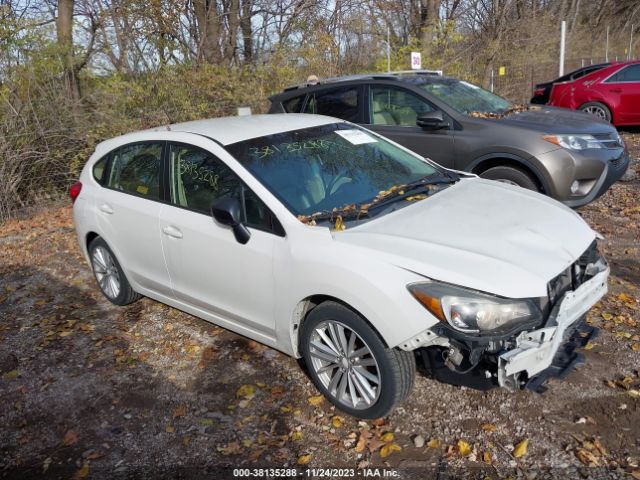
[69,181,82,203]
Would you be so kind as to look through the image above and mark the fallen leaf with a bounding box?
[513,439,529,458]
[237,384,255,400]
[427,439,441,449]
[457,440,472,457]
[63,430,78,446]
[631,470,640,480]
[165,425,174,433]
[380,443,401,458]
[576,447,599,466]
[58,331,73,337]
[480,423,497,432]
[291,431,303,441]
[380,432,394,442]
[308,395,324,406]
[331,416,344,428]
[627,389,640,398]
[173,405,186,418]
[482,451,492,463]
[355,435,367,452]
[371,418,386,427]
[584,342,595,350]
[632,343,640,352]
[4,370,18,379]
[73,462,89,479]
[297,454,312,465]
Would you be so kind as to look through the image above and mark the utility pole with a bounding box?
[605,25,609,62]
[559,20,566,76]
[630,25,634,61]
[386,25,391,73]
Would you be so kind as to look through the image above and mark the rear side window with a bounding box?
[282,95,304,113]
[606,65,640,82]
[304,87,360,122]
[168,143,281,234]
[93,156,107,183]
[108,143,163,200]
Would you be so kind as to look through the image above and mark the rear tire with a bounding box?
[579,102,612,123]
[88,237,141,306]
[479,165,539,191]
[300,301,415,419]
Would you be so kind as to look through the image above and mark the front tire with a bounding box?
[579,102,612,123]
[89,237,141,306]
[479,165,539,191]
[300,301,415,419]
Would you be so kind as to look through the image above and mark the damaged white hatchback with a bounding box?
[71,114,609,419]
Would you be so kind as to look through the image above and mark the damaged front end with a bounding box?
[413,241,608,392]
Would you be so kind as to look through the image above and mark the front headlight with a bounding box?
[408,281,542,334]
[542,134,603,150]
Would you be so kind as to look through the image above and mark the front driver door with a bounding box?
[159,142,283,337]
[364,85,455,168]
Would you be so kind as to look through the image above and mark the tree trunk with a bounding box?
[224,0,240,64]
[194,0,222,64]
[56,0,81,101]
[240,0,253,63]
[419,0,440,47]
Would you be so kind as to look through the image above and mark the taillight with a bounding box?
[69,181,82,203]
[534,88,545,96]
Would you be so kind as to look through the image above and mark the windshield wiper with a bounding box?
[297,171,459,228]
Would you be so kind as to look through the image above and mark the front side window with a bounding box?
[168,143,275,232]
[419,79,512,115]
[225,123,449,220]
[108,143,163,200]
[370,86,435,126]
[304,87,360,122]
[606,65,640,83]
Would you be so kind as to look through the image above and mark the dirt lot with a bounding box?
[1,132,640,480]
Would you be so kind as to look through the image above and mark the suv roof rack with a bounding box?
[280,69,444,92]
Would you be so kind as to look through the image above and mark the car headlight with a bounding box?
[542,134,603,150]
[408,281,542,334]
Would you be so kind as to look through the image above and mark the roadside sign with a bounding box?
[411,52,422,70]
[498,66,506,76]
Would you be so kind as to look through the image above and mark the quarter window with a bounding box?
[370,86,435,126]
[606,65,640,82]
[93,156,107,184]
[108,143,163,200]
[168,143,278,233]
[304,87,360,122]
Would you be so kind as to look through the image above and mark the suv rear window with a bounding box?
[282,95,304,113]
[304,87,360,122]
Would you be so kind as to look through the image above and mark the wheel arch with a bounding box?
[468,153,549,193]
[578,100,614,123]
[289,295,390,357]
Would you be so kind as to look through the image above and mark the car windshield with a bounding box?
[225,123,449,223]
[419,78,512,115]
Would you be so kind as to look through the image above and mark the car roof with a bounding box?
[96,114,341,153]
[272,71,446,98]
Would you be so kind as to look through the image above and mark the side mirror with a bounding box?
[211,198,251,245]
[416,111,449,130]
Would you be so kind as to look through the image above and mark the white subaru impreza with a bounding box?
[71,114,609,418]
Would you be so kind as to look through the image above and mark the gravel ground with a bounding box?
[1,131,639,480]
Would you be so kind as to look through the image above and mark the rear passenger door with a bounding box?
[97,142,172,297]
[364,85,455,168]
[302,86,364,123]
[602,64,640,124]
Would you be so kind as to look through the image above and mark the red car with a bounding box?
[548,60,640,126]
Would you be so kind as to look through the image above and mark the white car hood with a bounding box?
[335,178,595,298]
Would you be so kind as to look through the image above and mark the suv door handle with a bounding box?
[162,226,183,239]
[99,204,114,214]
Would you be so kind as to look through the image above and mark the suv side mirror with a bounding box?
[211,198,251,245]
[417,111,449,130]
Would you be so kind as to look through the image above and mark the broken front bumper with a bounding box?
[497,261,609,387]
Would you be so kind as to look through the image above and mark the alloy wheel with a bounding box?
[583,105,607,120]
[92,246,121,299]
[308,320,380,410]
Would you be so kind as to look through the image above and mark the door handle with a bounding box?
[609,88,622,93]
[99,204,114,214]
[162,226,183,239]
